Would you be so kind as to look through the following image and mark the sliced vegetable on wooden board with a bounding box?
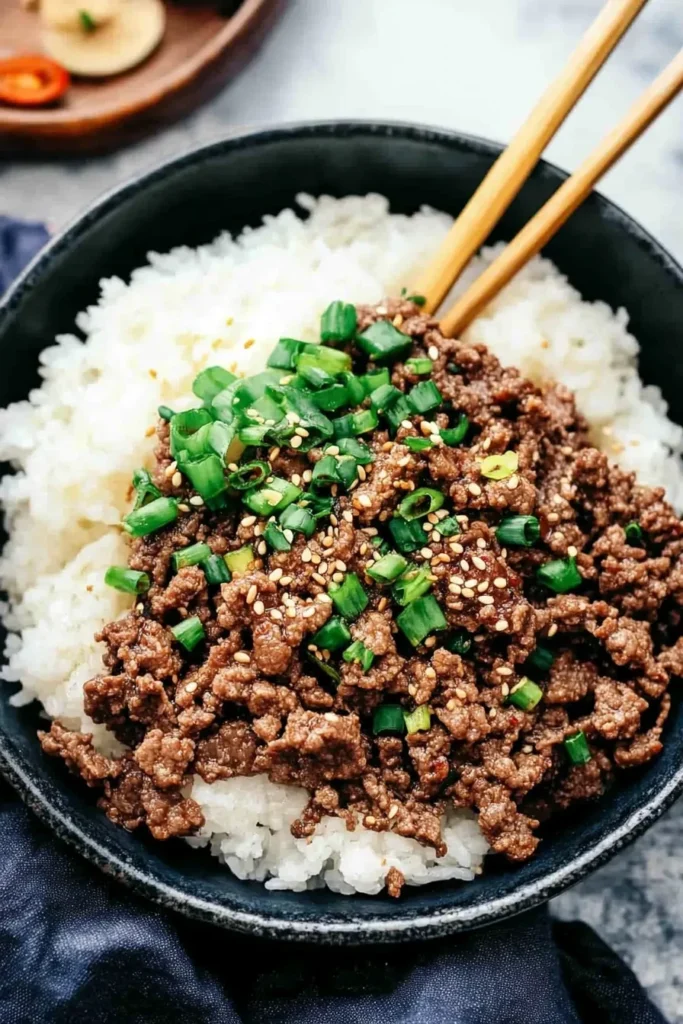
[0,53,69,107]
[42,0,167,77]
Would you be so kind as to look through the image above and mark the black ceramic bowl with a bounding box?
[1,122,682,943]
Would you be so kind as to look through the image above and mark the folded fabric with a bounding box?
[0,216,668,1024]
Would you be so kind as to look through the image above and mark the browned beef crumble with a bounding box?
[40,298,683,896]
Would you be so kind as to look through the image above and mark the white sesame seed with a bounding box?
[477,581,489,593]
[318,593,332,604]
[291,474,301,487]
[428,345,439,360]
[460,560,470,572]
[489,708,497,719]
[322,536,334,548]
[482,438,491,451]
[465,578,477,588]
[302,470,313,484]
[302,606,316,618]
[495,619,509,631]
[301,548,312,563]
[424,636,436,647]
[164,460,178,478]
[455,688,467,700]
[547,512,559,523]
[422,521,434,533]
[253,600,265,615]
[507,475,519,490]
[493,577,507,589]
[358,494,372,508]
[468,482,482,496]
[451,542,464,554]
[246,585,258,605]
[479,595,495,605]
[497,666,513,676]
[286,605,297,618]
[522,744,533,754]
[548,623,558,637]
[253,524,262,537]
[552,494,564,505]
[171,471,182,488]
[388,804,399,820]
[567,545,578,558]
[257,541,267,556]
[241,515,256,527]
[234,651,251,664]
[290,434,303,449]
[189,495,204,506]
[326,445,340,456]
[283,530,294,543]
[420,547,434,559]
[185,681,197,693]
[269,568,283,582]
[177,503,190,513]
[280,575,293,586]
[342,510,354,523]
[270,608,283,621]
[462,587,475,598]
[313,573,326,585]
[473,556,486,571]
[332,572,344,583]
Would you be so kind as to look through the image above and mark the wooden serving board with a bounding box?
[0,0,285,154]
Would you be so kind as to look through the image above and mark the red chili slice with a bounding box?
[0,55,70,108]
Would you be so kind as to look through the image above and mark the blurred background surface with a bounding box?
[1,1,683,1020]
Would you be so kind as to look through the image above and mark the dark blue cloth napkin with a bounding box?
[0,217,668,1024]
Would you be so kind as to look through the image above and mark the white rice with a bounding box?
[1,193,681,894]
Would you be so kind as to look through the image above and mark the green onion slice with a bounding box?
[407,294,426,306]
[132,468,161,511]
[496,515,540,548]
[158,405,175,421]
[480,451,518,480]
[333,437,374,464]
[224,545,255,576]
[351,408,379,436]
[104,566,150,595]
[295,346,352,376]
[536,556,582,594]
[356,320,412,364]
[329,573,368,620]
[392,566,432,606]
[372,704,406,735]
[264,521,292,552]
[408,380,442,414]
[404,705,431,734]
[397,594,447,646]
[171,616,205,652]
[446,630,472,655]
[321,300,357,343]
[310,383,350,413]
[312,617,351,652]
[170,409,213,460]
[526,645,554,673]
[172,542,212,572]
[279,504,315,538]
[397,487,444,521]
[343,640,375,672]
[433,516,460,538]
[506,677,543,711]
[564,731,592,765]
[192,366,236,405]
[311,455,340,488]
[177,453,227,503]
[370,383,402,413]
[388,517,426,554]
[123,496,178,538]
[243,477,302,516]
[625,521,643,545]
[361,367,391,394]
[201,554,231,585]
[228,461,270,491]
[440,414,469,446]
[367,551,408,584]
[267,338,305,371]
[403,437,433,453]
[405,357,432,375]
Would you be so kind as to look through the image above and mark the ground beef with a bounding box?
[40,299,683,880]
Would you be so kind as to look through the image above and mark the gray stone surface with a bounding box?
[1,0,682,1017]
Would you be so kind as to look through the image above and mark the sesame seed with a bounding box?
[408,684,416,696]
[493,577,507,588]
[269,447,280,462]
[507,475,519,490]
[291,473,302,487]
[425,667,436,680]
[253,524,262,537]
[428,345,439,360]
[319,593,332,604]
[242,515,257,527]
[303,470,313,484]
[562,446,573,456]
[420,547,433,559]
[495,619,509,631]
[501,682,510,696]
[446,699,457,710]
[460,560,470,572]
[286,605,297,618]
[548,623,558,638]
[171,471,182,488]
[253,600,265,615]
[567,545,578,558]
[303,606,316,618]
[358,494,372,508]
[313,573,326,585]
[270,608,283,621]
[343,510,354,523]
[455,688,467,700]
[398,456,410,468]
[283,530,294,544]
[552,494,563,505]
[185,681,197,693]
[164,460,178,478]
[547,512,559,523]
[357,465,367,481]
[290,434,303,449]
[489,708,497,719]
[332,572,344,583]
[269,568,283,582]
[473,556,486,571]
[257,541,267,556]
[136,603,144,613]
[482,438,491,451]
[497,666,513,676]
[365,816,377,826]
[522,744,533,754]
[479,595,495,605]
[301,548,312,563]
[189,495,204,506]
[462,587,475,598]
[388,805,399,820]
[450,585,462,596]
[311,552,322,564]
[465,578,477,588]
[452,543,464,554]
[378,596,388,612]
[319,561,329,574]
[322,536,334,548]
[424,636,436,647]
[246,585,258,605]
[468,482,482,496]
[234,652,251,664]
[327,445,340,456]
[422,521,434,533]
[177,503,190,513]
[280,575,293,586]
[477,581,489,593]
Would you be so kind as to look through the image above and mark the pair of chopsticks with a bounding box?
[413,0,683,337]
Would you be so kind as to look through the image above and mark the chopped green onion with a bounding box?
[356,320,412,364]
[392,566,432,606]
[625,521,643,545]
[178,453,227,504]
[480,451,518,480]
[208,420,244,466]
[170,409,213,460]
[231,371,282,422]
[408,380,442,414]
[104,566,150,595]
[335,456,359,489]
[298,364,335,390]
[296,346,352,376]
[79,9,96,32]
[407,294,426,306]
[361,367,391,394]
[224,545,255,576]
[267,338,305,371]
[397,487,444,520]
[123,496,178,537]
[370,383,402,413]
[171,616,205,652]
[263,521,292,552]
[496,515,540,548]
[312,617,351,652]
[307,653,341,687]
[311,455,340,488]
[158,405,175,421]
[372,536,391,556]
[440,414,469,446]
[537,556,582,594]
[333,437,374,464]
[279,504,315,537]
[172,542,212,572]
[210,381,240,423]
[527,645,554,673]
[266,385,335,450]
[243,477,302,516]
[388,517,426,554]
[384,394,414,434]
[433,516,460,538]
[343,640,375,671]
[192,366,236,405]
[564,731,592,765]
[238,424,271,446]
[332,413,355,439]
[132,468,161,511]
[403,436,433,453]
[351,408,379,435]
[405,357,433,375]
[372,704,406,735]
[506,677,543,711]
[303,492,333,520]
[397,595,447,646]
[339,372,366,408]
[404,705,431,734]
[446,630,472,656]
[367,551,408,584]
[201,554,231,585]
[321,300,357,343]
[329,573,368,620]
[310,383,350,412]
[228,461,270,491]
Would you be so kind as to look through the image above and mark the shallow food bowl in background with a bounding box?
[1,122,682,943]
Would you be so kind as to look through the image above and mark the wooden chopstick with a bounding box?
[440,49,683,338]
[412,0,649,314]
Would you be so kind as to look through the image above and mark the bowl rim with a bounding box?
[1,118,682,943]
